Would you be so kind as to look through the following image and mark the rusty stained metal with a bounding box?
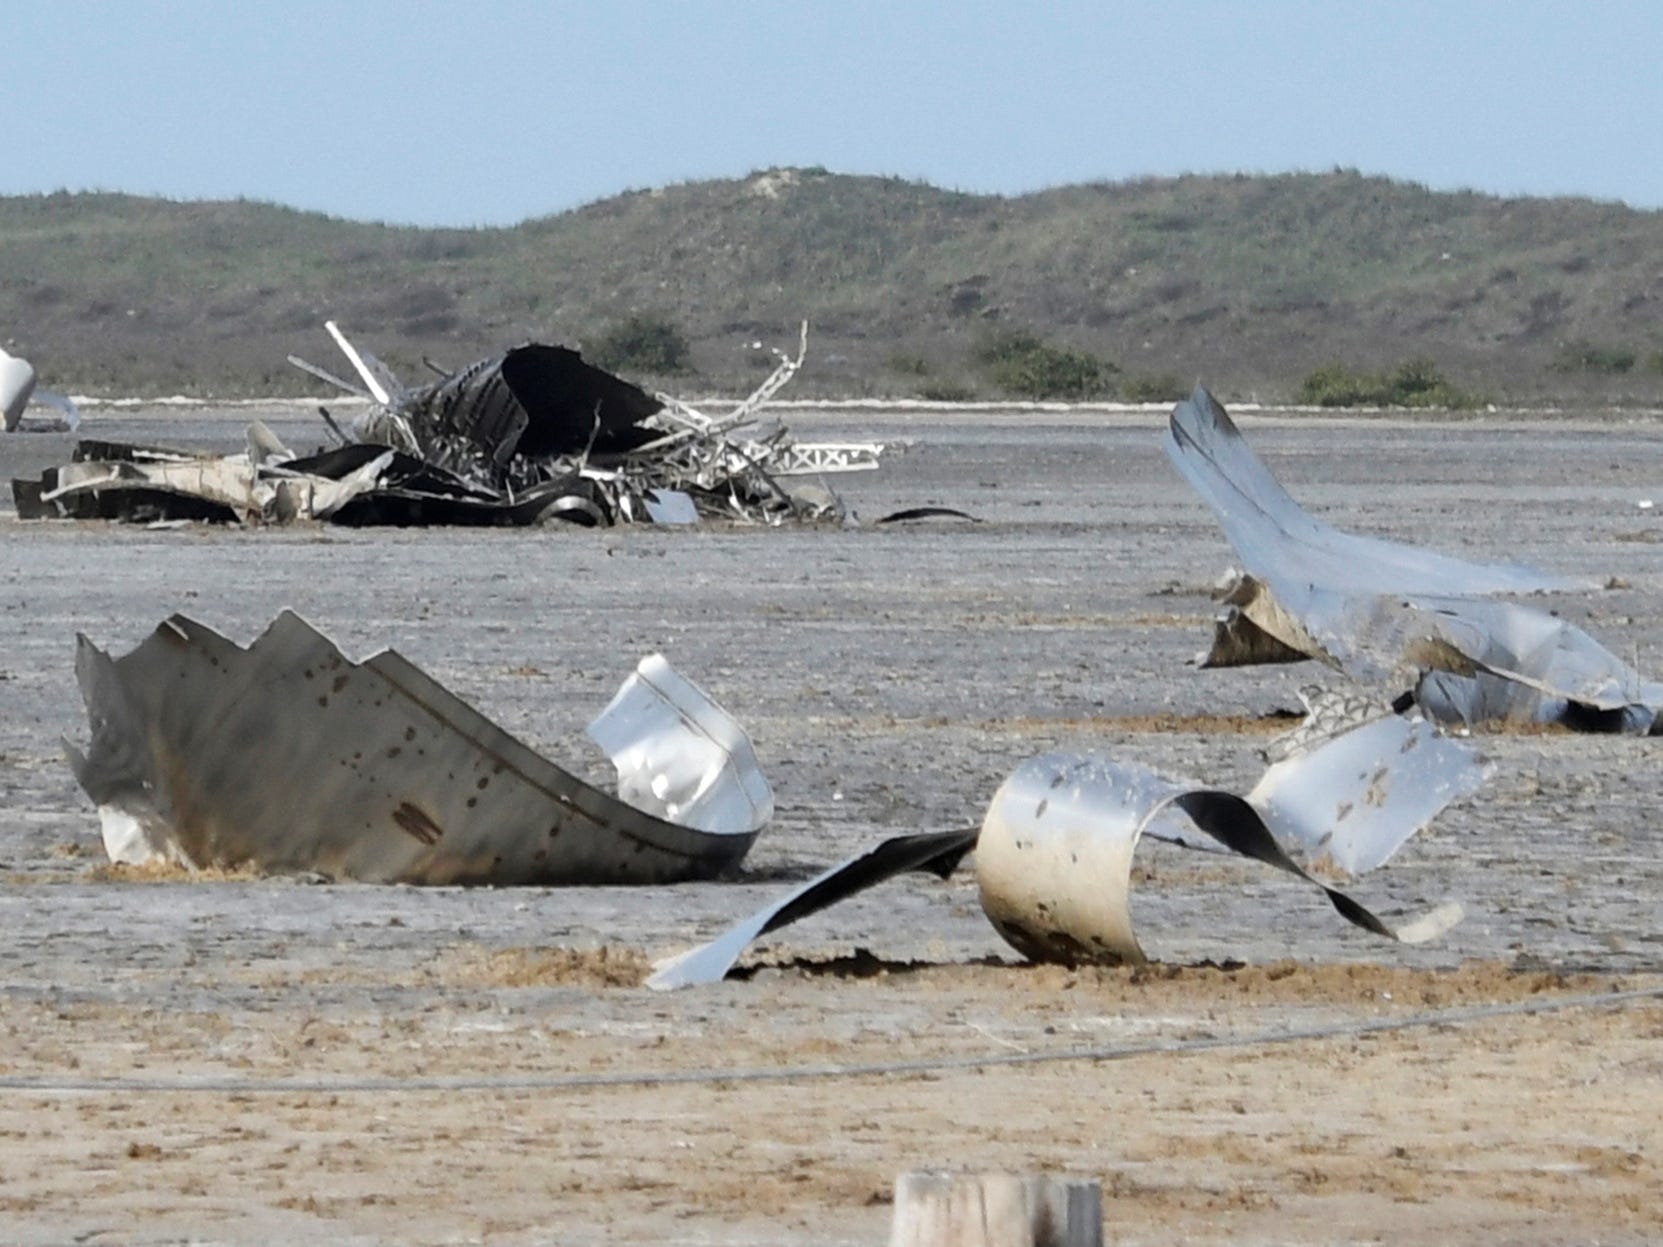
[647,702,1481,988]
[1165,386,1663,732]
[68,612,770,885]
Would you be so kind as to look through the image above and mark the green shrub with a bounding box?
[918,379,976,402]
[1549,339,1636,374]
[885,353,933,376]
[1300,358,1479,409]
[972,330,1117,400]
[1645,348,1663,375]
[1121,373,1189,404]
[588,312,693,375]
[1300,363,1380,406]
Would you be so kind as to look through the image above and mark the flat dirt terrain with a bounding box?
[2,402,1662,1245]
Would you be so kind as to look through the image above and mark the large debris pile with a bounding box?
[13,322,884,527]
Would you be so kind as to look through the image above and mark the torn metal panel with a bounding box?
[68,612,769,885]
[371,339,665,486]
[1205,569,1663,731]
[1244,696,1490,873]
[1167,386,1662,730]
[645,829,980,990]
[1165,386,1583,598]
[641,489,698,525]
[15,440,260,522]
[647,709,1476,988]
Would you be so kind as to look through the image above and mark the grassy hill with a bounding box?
[4,169,1663,402]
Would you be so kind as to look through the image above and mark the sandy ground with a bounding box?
[2,403,1662,1245]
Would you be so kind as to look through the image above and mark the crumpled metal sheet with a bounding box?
[67,612,769,885]
[586,654,773,835]
[351,339,666,488]
[1166,386,1662,731]
[646,705,1478,988]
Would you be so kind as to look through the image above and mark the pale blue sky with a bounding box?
[12,1,1663,226]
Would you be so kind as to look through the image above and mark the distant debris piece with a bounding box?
[0,348,30,431]
[11,322,883,527]
[69,611,771,884]
[647,702,1480,988]
[1165,385,1663,732]
[875,506,982,524]
[1,345,78,432]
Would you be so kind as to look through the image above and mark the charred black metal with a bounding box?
[399,344,665,486]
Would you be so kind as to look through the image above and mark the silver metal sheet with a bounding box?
[68,613,766,885]
[977,742,1466,967]
[641,489,699,525]
[1168,386,1660,730]
[2,348,79,431]
[1246,707,1490,873]
[648,712,1475,987]
[585,654,772,836]
[1165,386,1582,597]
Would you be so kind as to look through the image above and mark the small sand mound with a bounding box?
[435,945,650,989]
[88,859,264,884]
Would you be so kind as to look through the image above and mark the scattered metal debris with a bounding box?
[1,344,78,432]
[69,612,770,884]
[647,702,1480,988]
[12,322,885,527]
[1165,386,1663,731]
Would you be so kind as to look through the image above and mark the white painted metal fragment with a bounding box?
[1,347,36,432]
